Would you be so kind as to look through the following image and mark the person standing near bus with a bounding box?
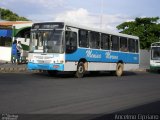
[17,41,23,63]
[11,40,18,64]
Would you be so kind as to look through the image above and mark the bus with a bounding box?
[27,22,140,78]
[150,42,160,71]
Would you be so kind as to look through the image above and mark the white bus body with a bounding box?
[28,22,140,77]
[150,42,160,71]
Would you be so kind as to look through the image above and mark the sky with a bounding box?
[0,0,160,31]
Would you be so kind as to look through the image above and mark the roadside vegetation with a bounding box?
[0,8,29,21]
[117,17,160,49]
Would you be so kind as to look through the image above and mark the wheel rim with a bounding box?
[78,65,84,73]
[118,66,122,74]
[116,63,123,76]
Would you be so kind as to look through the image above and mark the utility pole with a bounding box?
[100,0,104,29]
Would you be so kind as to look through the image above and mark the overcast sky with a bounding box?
[0,0,160,31]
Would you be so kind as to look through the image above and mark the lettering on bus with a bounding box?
[105,52,118,60]
[133,56,138,60]
[86,50,101,59]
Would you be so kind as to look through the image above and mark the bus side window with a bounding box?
[128,38,136,53]
[65,31,77,53]
[89,31,100,49]
[79,29,89,48]
[135,40,139,53]
[120,37,128,52]
[101,33,110,50]
[111,35,119,51]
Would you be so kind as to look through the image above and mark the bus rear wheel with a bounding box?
[116,63,124,77]
[75,62,85,78]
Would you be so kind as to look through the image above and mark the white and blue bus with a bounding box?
[150,42,160,71]
[27,22,140,78]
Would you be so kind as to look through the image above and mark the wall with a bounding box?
[0,47,11,62]
[140,49,150,69]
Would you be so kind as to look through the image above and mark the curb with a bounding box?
[0,68,148,73]
[0,62,149,73]
[0,63,28,73]
[0,65,41,73]
[0,67,28,73]
[130,68,149,72]
[0,68,41,73]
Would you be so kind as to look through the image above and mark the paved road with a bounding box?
[0,71,160,116]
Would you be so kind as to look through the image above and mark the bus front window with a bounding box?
[30,30,64,53]
[152,47,160,60]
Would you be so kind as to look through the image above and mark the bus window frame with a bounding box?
[78,29,89,48]
[101,33,110,50]
[111,35,120,51]
[128,38,136,53]
[89,31,100,49]
[65,31,78,54]
[120,37,128,52]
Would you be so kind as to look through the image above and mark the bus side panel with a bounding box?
[65,48,139,71]
[64,49,140,64]
[87,62,117,71]
[64,61,77,71]
[65,48,111,63]
[118,52,139,64]
[123,64,139,70]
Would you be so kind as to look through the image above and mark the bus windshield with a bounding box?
[151,47,160,60]
[30,30,64,53]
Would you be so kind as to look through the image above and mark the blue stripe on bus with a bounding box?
[65,48,139,64]
[27,62,64,71]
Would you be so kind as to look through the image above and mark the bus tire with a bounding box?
[75,62,85,78]
[116,63,124,77]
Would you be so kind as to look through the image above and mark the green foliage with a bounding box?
[21,44,29,51]
[0,8,29,21]
[117,17,160,49]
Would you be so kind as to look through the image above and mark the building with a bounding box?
[0,21,32,62]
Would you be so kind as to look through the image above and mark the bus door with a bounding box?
[65,26,78,61]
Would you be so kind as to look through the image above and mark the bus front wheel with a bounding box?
[75,62,85,78]
[116,63,124,77]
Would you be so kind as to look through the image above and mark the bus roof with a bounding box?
[32,21,139,40]
[151,42,160,47]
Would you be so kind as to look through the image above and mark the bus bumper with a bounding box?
[27,62,64,71]
[150,65,160,71]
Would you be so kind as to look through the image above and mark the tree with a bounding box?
[116,17,160,49]
[0,8,29,21]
